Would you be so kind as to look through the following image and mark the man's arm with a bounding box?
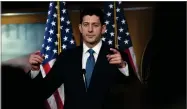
[28,51,66,101]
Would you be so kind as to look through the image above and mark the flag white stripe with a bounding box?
[129,47,138,73]
[40,64,46,78]
[49,59,56,68]
[47,95,58,109]
[58,84,65,104]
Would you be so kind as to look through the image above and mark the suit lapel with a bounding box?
[73,46,88,92]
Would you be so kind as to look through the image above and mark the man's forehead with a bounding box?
[82,15,100,23]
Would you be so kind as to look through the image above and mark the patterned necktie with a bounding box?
[85,49,95,88]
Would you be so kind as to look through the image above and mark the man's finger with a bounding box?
[110,48,119,54]
[30,57,43,64]
[107,54,121,61]
[107,55,113,61]
[30,60,39,65]
[34,55,44,61]
[36,53,45,59]
[32,66,40,69]
[107,53,121,63]
[109,58,120,62]
[32,54,44,61]
[109,60,120,64]
[34,50,41,55]
[32,57,43,63]
[108,54,120,58]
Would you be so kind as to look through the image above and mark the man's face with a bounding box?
[79,15,106,46]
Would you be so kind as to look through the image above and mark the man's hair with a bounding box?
[80,7,105,25]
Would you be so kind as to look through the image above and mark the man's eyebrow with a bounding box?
[82,22,100,24]
[82,22,89,24]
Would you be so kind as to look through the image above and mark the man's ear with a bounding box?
[79,24,82,33]
[101,25,106,34]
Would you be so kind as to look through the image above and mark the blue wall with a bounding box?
[2,23,46,61]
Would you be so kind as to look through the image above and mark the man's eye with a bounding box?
[83,24,88,26]
[94,25,99,27]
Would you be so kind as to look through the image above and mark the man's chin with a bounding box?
[88,40,97,44]
[89,40,101,45]
[84,39,100,44]
[86,39,95,44]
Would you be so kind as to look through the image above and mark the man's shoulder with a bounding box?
[64,46,81,53]
[58,46,82,57]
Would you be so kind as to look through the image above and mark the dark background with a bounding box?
[2,2,156,13]
[144,2,186,109]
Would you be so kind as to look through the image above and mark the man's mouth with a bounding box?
[87,35,95,37]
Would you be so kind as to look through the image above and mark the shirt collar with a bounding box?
[83,40,102,55]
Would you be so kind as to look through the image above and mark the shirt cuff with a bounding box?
[118,61,129,76]
[30,70,40,79]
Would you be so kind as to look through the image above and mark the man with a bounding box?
[29,7,137,109]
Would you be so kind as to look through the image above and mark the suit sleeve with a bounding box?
[116,50,138,83]
[31,51,66,101]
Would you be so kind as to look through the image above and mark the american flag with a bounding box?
[103,1,140,80]
[40,1,76,109]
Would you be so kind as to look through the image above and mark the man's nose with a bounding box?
[88,25,93,32]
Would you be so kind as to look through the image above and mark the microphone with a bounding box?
[82,69,87,91]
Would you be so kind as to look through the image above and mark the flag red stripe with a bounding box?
[54,90,64,109]
[43,63,64,109]
[43,63,51,74]
[44,100,51,109]
[124,49,136,73]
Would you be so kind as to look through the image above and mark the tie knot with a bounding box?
[88,49,95,55]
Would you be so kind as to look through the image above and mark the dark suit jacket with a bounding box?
[33,42,137,109]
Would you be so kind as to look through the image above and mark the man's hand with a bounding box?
[29,50,44,71]
[106,48,126,68]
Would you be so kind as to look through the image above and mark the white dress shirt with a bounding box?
[30,40,129,78]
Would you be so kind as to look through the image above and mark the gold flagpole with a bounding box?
[113,2,118,49]
[57,1,62,54]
